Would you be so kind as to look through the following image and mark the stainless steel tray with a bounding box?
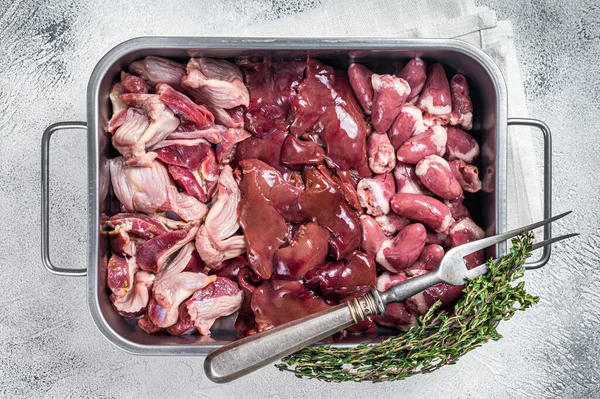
[40,37,553,355]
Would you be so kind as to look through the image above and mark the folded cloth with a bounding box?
[239,0,544,236]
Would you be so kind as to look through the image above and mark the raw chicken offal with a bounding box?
[105,55,485,337]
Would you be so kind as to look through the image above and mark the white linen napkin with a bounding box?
[238,0,545,237]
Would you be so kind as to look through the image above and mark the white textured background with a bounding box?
[1,0,599,397]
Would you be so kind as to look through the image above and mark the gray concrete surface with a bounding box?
[0,0,599,397]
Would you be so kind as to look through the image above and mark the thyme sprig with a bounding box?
[277,232,539,382]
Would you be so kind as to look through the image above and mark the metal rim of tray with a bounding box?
[40,37,554,355]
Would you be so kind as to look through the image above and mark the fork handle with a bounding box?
[380,270,443,304]
[204,289,384,383]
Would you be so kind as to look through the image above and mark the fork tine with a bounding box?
[453,210,572,257]
[466,233,579,274]
[525,233,579,270]
[531,233,579,251]
[463,263,489,281]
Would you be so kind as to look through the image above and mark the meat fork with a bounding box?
[204,211,577,383]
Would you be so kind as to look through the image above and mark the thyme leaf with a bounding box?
[277,232,539,382]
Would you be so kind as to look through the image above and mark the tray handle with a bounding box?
[41,121,88,277]
[507,118,552,270]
